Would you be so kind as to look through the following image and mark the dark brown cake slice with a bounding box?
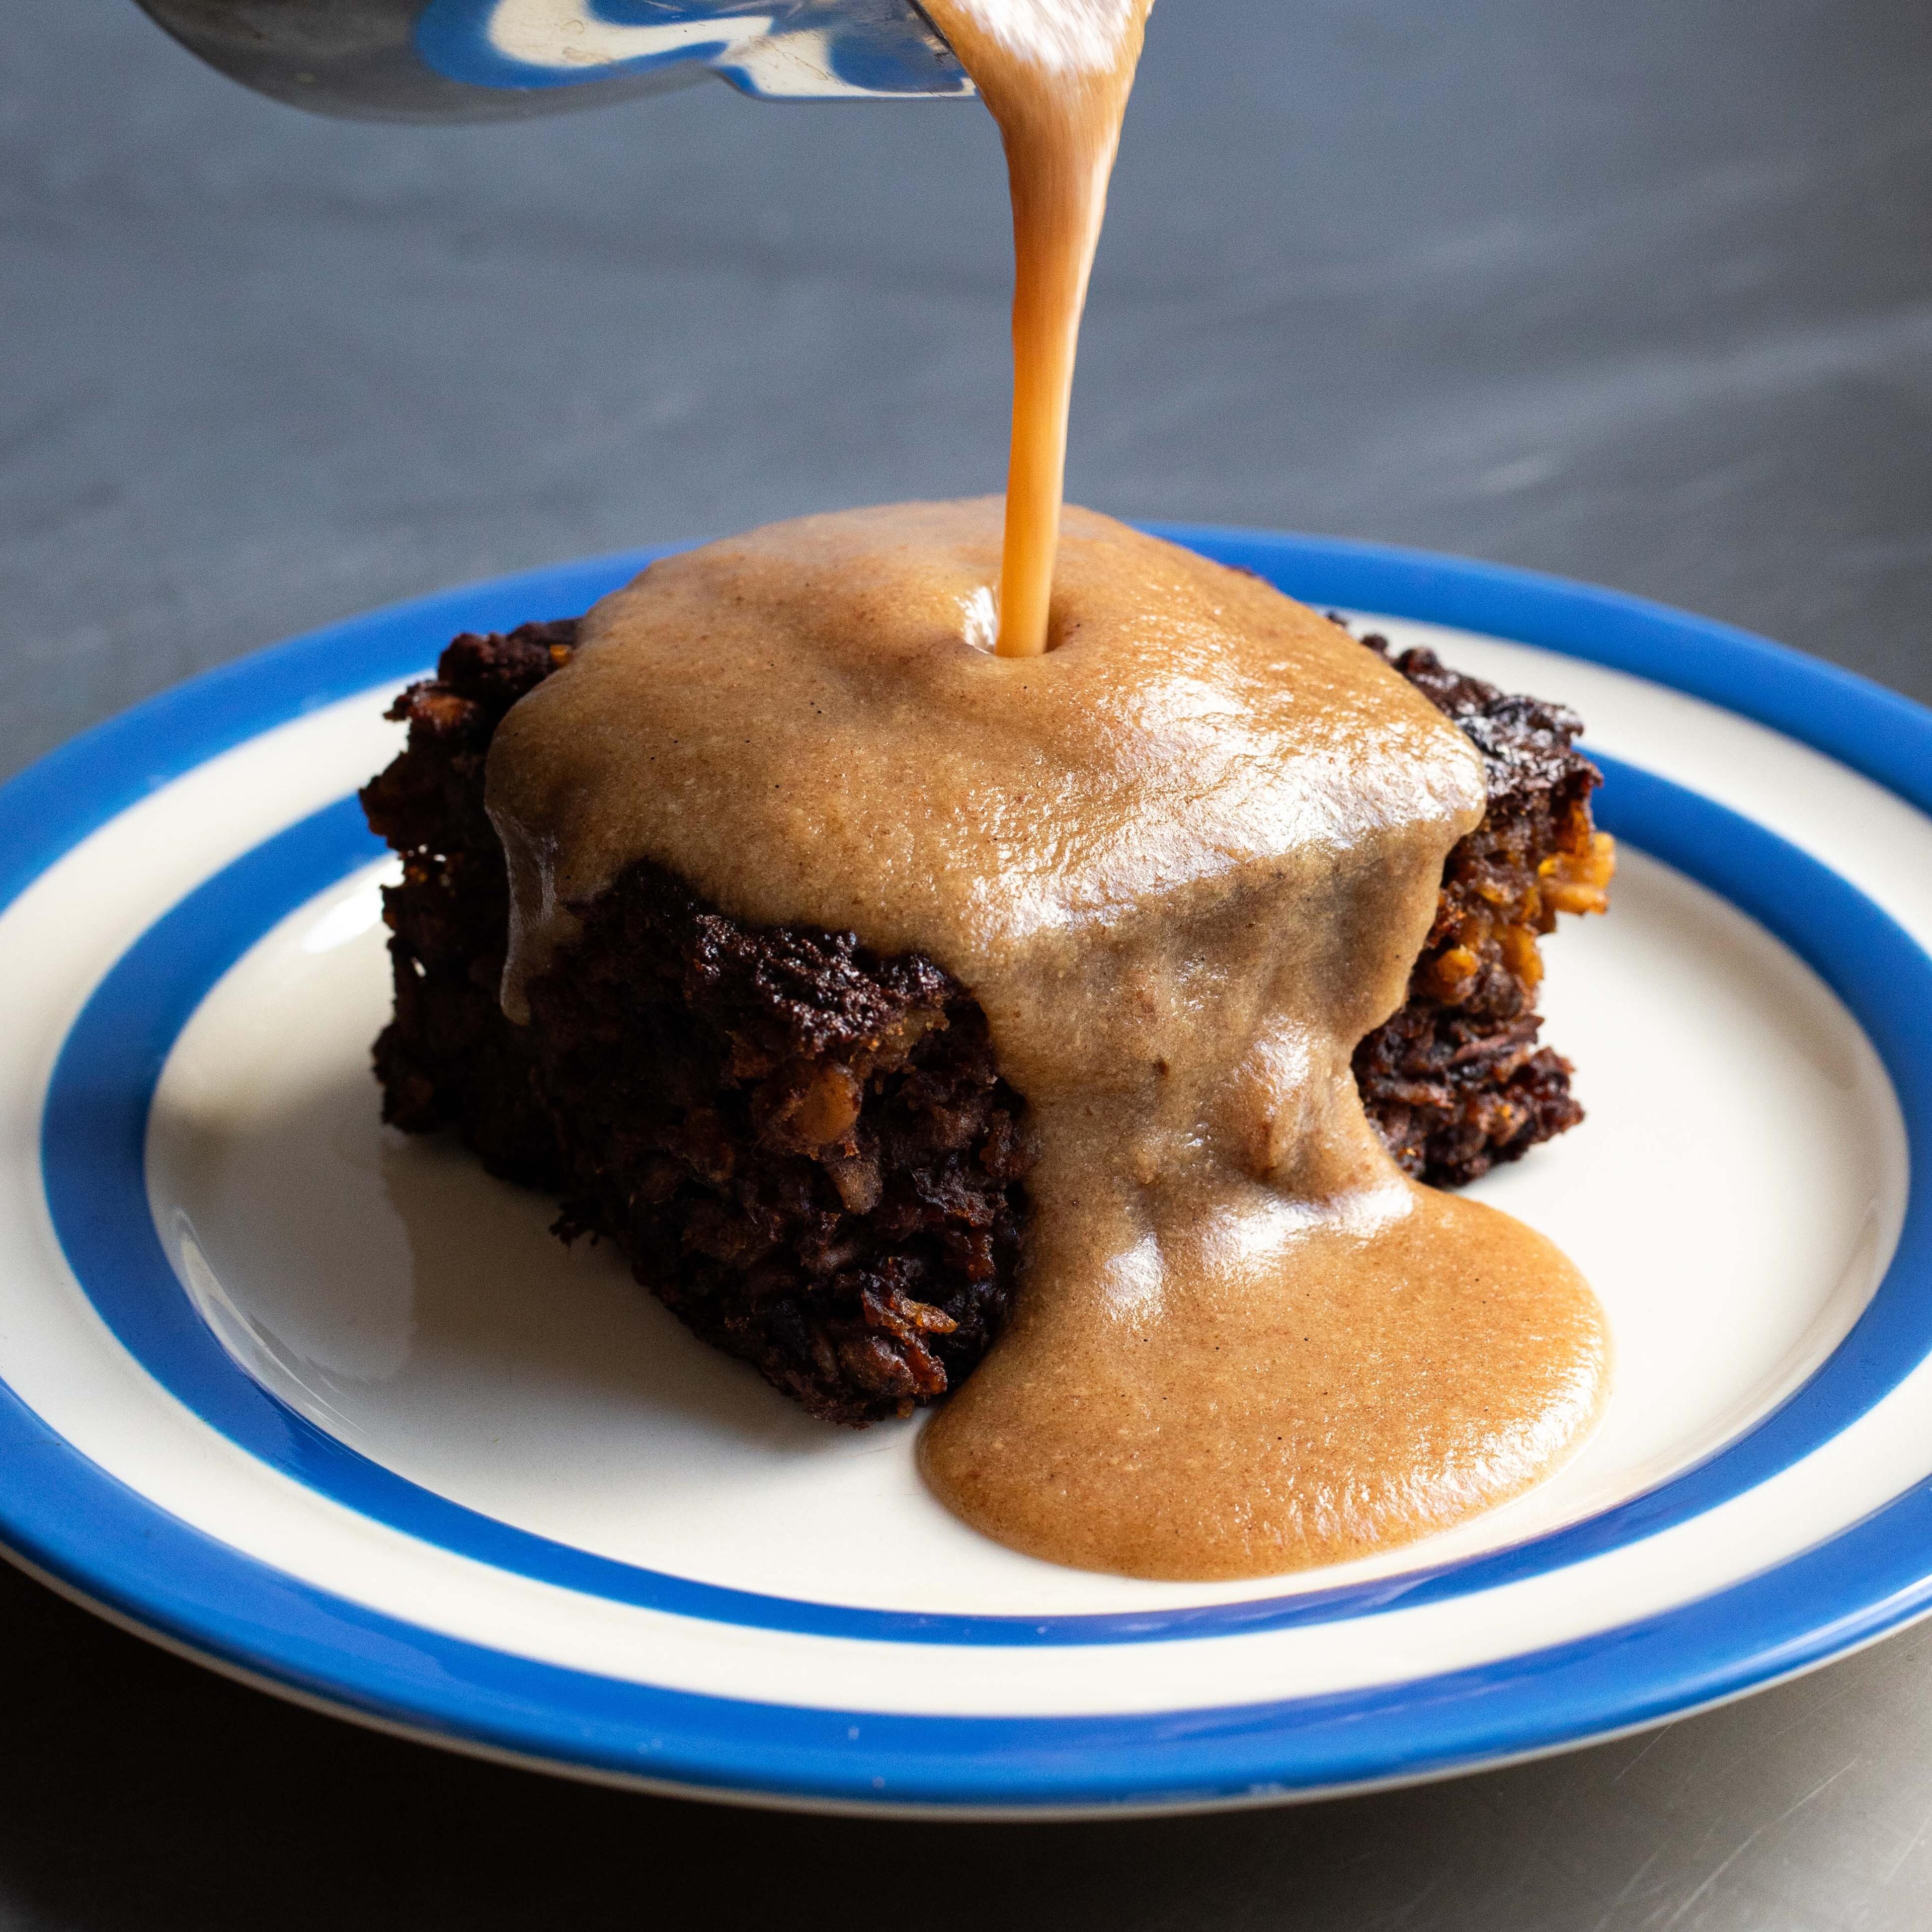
[361,622,1027,1426]
[1351,628,1615,1187]
[360,611,1609,1424]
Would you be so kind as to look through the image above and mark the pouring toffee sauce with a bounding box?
[917,0,1153,658]
[487,2,1611,1580]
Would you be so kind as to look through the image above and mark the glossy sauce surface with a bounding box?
[487,500,1611,1580]
[919,0,1155,657]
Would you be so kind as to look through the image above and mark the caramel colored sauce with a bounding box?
[918,1,1155,657]
[487,500,1611,1581]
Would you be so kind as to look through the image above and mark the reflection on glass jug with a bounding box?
[129,0,973,122]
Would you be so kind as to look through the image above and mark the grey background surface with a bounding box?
[4,2,1931,1926]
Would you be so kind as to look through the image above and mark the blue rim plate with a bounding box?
[2,525,1930,1816]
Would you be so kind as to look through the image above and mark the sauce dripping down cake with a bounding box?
[363,501,1613,1580]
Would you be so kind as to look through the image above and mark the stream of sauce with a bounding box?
[488,501,1611,1581]
[918,0,1154,658]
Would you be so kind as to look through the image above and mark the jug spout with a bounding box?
[131,0,972,123]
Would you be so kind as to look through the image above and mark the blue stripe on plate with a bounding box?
[3,1354,1931,1810]
[7,528,1932,1804]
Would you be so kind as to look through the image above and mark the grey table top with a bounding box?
[5,4,1932,1926]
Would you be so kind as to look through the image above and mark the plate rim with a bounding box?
[5,524,1932,1813]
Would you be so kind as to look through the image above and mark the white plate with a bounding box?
[3,526,1930,1815]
